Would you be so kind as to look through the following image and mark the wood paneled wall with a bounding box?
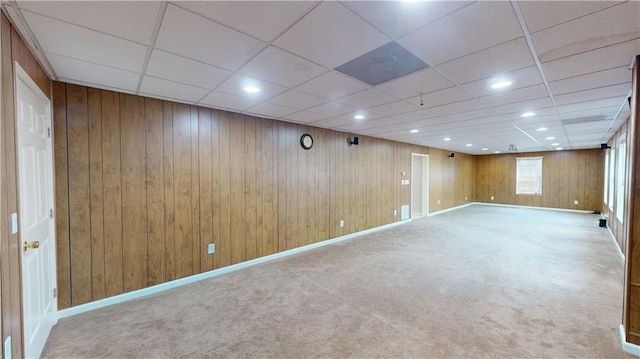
[475,149,604,211]
[52,83,475,309]
[0,12,51,359]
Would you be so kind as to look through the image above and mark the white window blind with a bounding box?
[516,157,543,195]
[616,142,626,222]
[603,151,609,204]
[608,149,615,210]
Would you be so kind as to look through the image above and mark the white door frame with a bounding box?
[411,153,429,217]
[15,62,57,358]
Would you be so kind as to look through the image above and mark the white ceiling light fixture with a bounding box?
[410,129,419,133]
[556,147,563,150]
[243,86,260,93]
[551,142,559,146]
[354,114,365,120]
[494,151,501,154]
[536,127,547,132]
[482,148,488,151]
[490,80,512,89]
[545,136,555,140]
[465,143,473,147]
[443,137,451,141]
[521,112,535,117]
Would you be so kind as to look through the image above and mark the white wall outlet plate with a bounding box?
[574,200,579,205]
[207,243,215,254]
[339,220,344,228]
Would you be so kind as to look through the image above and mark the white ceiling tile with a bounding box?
[399,1,522,66]
[48,53,139,92]
[23,11,147,72]
[273,2,390,68]
[554,83,630,106]
[155,4,265,71]
[140,76,209,103]
[343,1,471,39]
[364,101,418,120]
[334,88,398,109]
[306,101,357,118]
[445,109,495,122]
[519,1,623,34]
[284,111,328,124]
[146,49,231,90]
[295,71,369,100]
[58,77,137,95]
[246,102,297,119]
[18,1,160,44]
[429,99,486,116]
[435,38,535,84]
[313,113,362,128]
[239,46,327,87]
[199,91,262,111]
[413,87,470,108]
[376,68,454,100]
[490,97,555,116]
[268,90,327,111]
[559,105,621,120]
[478,84,549,108]
[542,39,640,81]
[532,2,640,63]
[175,1,318,42]
[548,66,631,96]
[215,74,288,101]
[557,99,625,114]
[460,66,543,98]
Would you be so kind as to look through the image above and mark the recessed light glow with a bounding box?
[491,80,512,89]
[551,142,559,146]
[545,136,555,140]
[521,112,535,117]
[494,151,501,154]
[443,137,451,141]
[482,148,488,151]
[243,86,260,93]
[556,147,563,150]
[465,143,473,147]
[410,129,419,133]
[354,114,365,120]
[536,127,547,132]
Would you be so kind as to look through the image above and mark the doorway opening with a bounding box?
[411,154,429,218]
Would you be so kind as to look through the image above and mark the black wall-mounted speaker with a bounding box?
[600,143,611,150]
[448,153,455,158]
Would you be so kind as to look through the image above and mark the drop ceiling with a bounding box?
[3,0,639,154]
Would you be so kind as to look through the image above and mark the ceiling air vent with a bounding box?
[335,41,429,86]
[562,115,610,125]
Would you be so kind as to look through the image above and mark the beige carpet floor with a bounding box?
[42,204,631,358]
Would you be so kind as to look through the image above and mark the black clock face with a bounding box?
[301,134,313,150]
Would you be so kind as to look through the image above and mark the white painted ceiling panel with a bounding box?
[435,38,535,84]
[175,1,319,42]
[532,2,640,63]
[274,2,390,68]
[295,71,369,100]
[155,4,265,71]
[140,76,210,103]
[146,50,231,90]
[17,1,161,44]
[6,0,637,154]
[23,11,147,72]
[399,1,522,66]
[48,53,139,92]
[239,46,327,88]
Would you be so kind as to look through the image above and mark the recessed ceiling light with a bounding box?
[494,151,501,154]
[354,114,365,120]
[556,147,563,150]
[465,143,473,147]
[551,142,559,146]
[536,127,547,132]
[410,129,419,133]
[491,80,512,89]
[482,148,488,151]
[443,137,451,141]
[243,86,260,93]
[521,112,535,117]
[545,136,555,140]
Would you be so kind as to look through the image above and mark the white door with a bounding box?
[16,64,57,359]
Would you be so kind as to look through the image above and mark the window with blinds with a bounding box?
[516,157,543,195]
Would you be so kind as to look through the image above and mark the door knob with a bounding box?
[23,241,40,252]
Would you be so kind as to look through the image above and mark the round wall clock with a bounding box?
[300,134,313,150]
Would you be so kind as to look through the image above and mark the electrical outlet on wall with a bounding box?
[393,210,397,216]
[574,200,579,205]
[340,220,344,228]
[491,196,495,200]
[207,243,215,254]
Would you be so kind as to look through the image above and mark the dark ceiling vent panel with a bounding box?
[335,41,429,86]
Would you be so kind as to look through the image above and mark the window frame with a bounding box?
[515,156,543,196]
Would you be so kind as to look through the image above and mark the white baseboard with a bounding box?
[58,218,413,319]
[620,324,640,356]
[606,227,625,263]
[474,202,594,214]
[428,202,475,217]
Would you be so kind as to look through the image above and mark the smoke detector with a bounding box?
[508,144,519,152]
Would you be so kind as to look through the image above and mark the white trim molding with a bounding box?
[474,202,594,214]
[58,217,413,319]
[620,324,640,356]
[428,202,474,217]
